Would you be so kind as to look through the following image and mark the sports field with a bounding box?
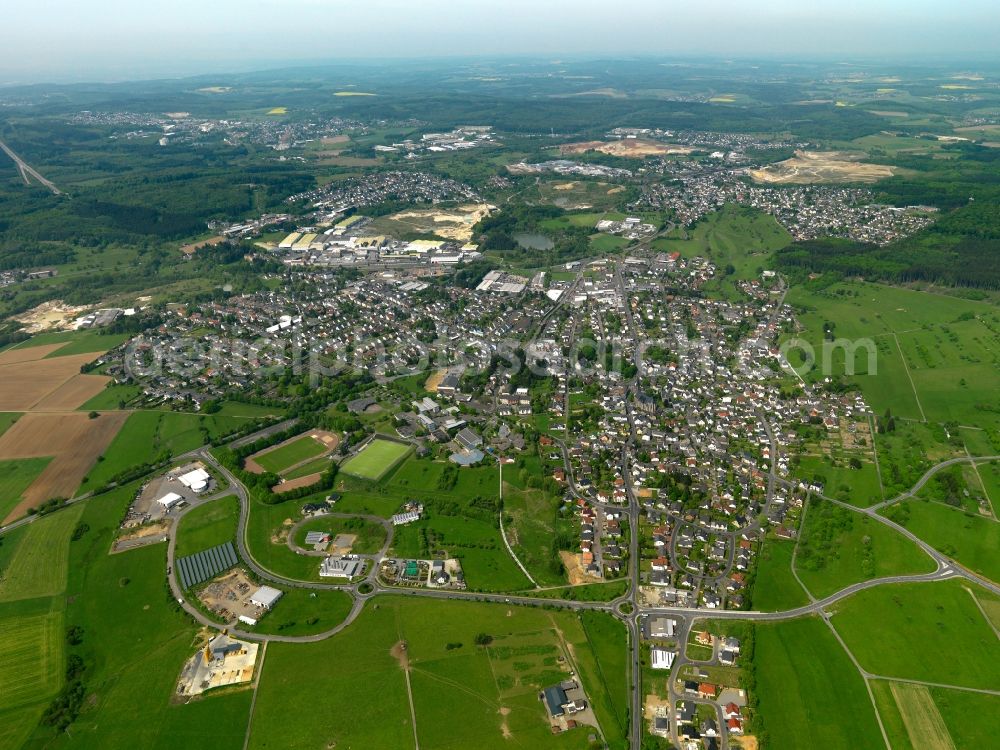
[245,430,339,477]
[341,437,412,480]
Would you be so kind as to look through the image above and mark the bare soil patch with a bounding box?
[383,203,492,242]
[0,343,67,365]
[272,473,322,494]
[391,641,410,670]
[180,235,226,255]
[0,352,112,411]
[0,411,128,522]
[424,369,448,393]
[559,550,589,586]
[749,150,895,185]
[31,374,111,411]
[13,301,91,333]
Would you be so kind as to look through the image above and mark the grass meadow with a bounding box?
[832,580,1000,690]
[341,437,412,480]
[753,616,885,749]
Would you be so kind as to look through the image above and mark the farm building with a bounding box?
[157,492,183,509]
[178,467,211,493]
[249,586,283,610]
[320,556,363,578]
[650,647,676,670]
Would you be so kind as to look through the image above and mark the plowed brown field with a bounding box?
[0,352,110,411]
[0,411,127,522]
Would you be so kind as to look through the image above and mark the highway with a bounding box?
[0,136,62,194]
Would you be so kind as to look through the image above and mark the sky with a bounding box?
[4,0,999,83]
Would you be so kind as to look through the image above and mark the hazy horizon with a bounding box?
[5,0,1000,84]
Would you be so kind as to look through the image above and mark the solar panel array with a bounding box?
[177,541,238,589]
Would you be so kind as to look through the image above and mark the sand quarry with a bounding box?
[749,150,895,185]
[14,300,90,333]
[560,139,693,158]
[381,204,493,243]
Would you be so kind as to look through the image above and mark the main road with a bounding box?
[0,136,61,194]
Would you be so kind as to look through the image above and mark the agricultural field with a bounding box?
[174,496,240,557]
[753,616,886,749]
[831,579,1000,690]
[0,412,20,437]
[0,610,64,712]
[749,534,811,612]
[82,410,249,489]
[785,280,1000,436]
[249,597,628,750]
[0,457,53,522]
[341,437,412,480]
[0,503,84,602]
[0,411,128,520]
[0,351,112,411]
[794,497,935,598]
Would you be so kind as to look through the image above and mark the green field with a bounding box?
[831,579,1000,690]
[174,496,240,557]
[0,412,21,437]
[883,498,1000,583]
[750,535,811,611]
[295,516,387,555]
[83,410,250,488]
[282,454,334,480]
[794,497,935,598]
[785,280,1000,436]
[653,204,791,298]
[247,588,354,637]
[16,329,131,357]
[0,457,53,522]
[249,596,627,750]
[79,384,144,410]
[0,504,84,603]
[341,437,413,480]
[251,433,327,475]
[0,610,64,711]
[753,616,886,749]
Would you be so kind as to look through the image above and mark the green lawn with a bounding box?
[750,535,811,611]
[295,516,387,555]
[883,498,1000,584]
[794,497,935,598]
[174,496,240,557]
[281,455,334,480]
[753,616,886,749]
[251,434,327,475]
[341,437,413,480]
[0,457,53,522]
[247,588,354,637]
[831,579,1000,690]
